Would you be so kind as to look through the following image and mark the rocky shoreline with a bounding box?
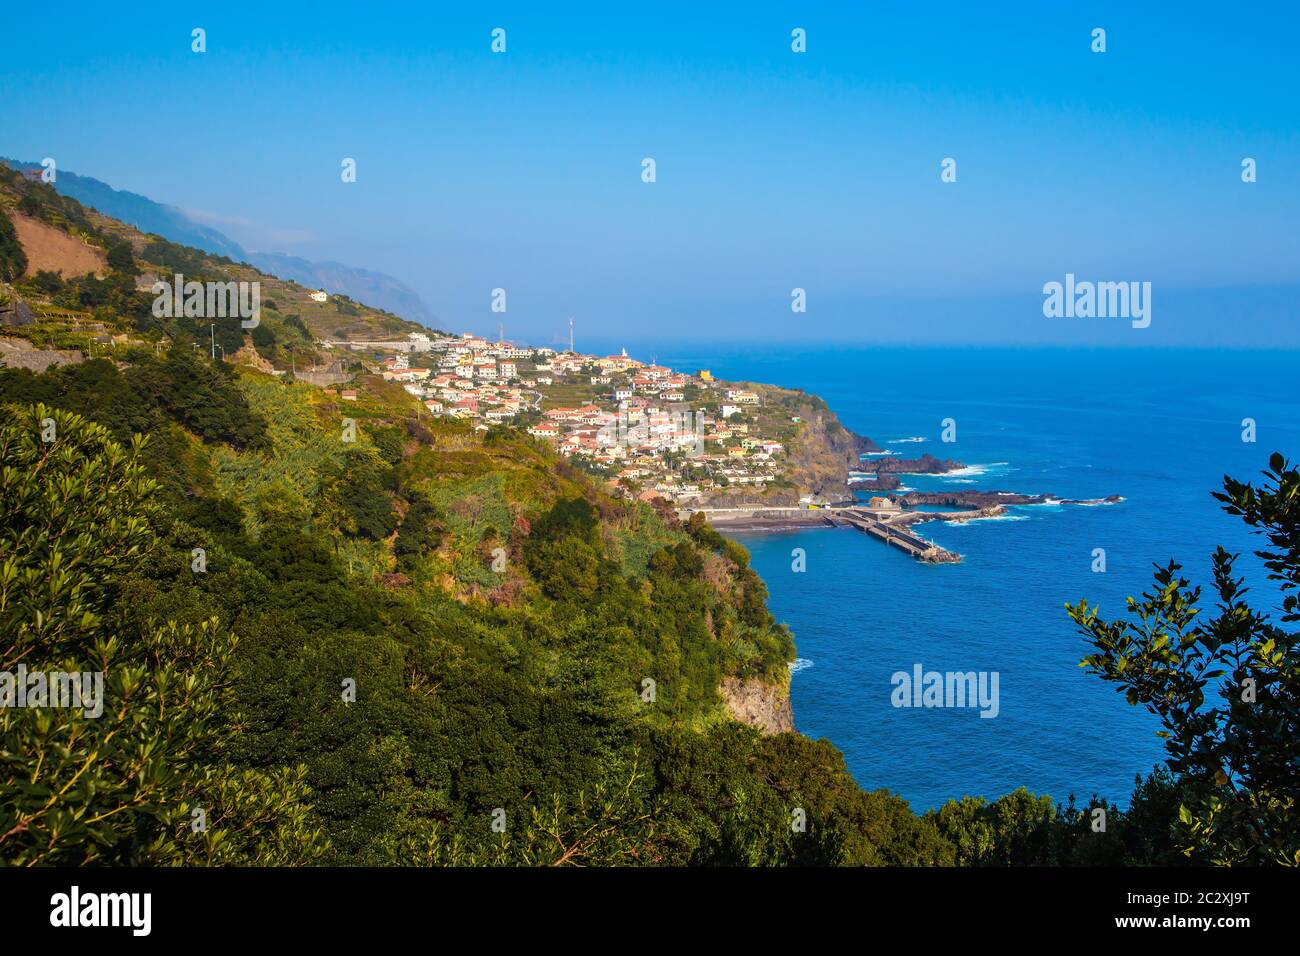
[700,476,1123,535]
[899,490,1125,509]
[852,453,963,478]
[694,387,1122,544]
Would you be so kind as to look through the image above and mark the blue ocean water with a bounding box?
[641,345,1300,812]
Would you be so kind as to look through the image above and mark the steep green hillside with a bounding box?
[0,166,429,361]
[1,349,969,865]
[0,158,438,325]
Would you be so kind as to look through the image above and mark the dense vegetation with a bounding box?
[1,357,947,865]
[0,405,324,864]
[0,206,26,282]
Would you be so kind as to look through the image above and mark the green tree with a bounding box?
[0,405,326,865]
[376,751,664,866]
[129,346,270,450]
[106,240,137,275]
[394,488,448,565]
[328,454,396,540]
[929,789,1057,865]
[0,206,28,282]
[1068,453,1300,865]
[251,322,277,351]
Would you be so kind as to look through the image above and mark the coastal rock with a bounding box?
[703,383,879,507]
[861,453,962,476]
[846,473,902,491]
[892,503,1008,527]
[899,490,1123,509]
[0,287,36,327]
[720,674,794,735]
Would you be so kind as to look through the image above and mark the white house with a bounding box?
[309,290,329,303]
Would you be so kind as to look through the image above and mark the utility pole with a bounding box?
[210,323,215,359]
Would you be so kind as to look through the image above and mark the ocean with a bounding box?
[610,343,1300,812]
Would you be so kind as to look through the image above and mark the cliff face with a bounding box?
[704,383,878,507]
[720,675,794,734]
[798,409,878,498]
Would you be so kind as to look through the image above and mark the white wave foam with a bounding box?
[789,658,814,674]
[888,437,927,444]
[945,513,1029,524]
[942,462,1011,479]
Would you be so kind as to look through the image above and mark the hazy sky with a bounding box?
[3,2,1297,346]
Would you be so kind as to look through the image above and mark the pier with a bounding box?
[828,508,961,563]
[680,505,961,564]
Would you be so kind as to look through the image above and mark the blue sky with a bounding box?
[2,2,1297,346]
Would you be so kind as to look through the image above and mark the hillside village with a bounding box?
[323,330,806,506]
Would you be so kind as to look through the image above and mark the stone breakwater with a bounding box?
[829,508,962,563]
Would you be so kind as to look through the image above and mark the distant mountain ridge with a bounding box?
[0,160,246,260]
[0,158,437,327]
[244,251,436,329]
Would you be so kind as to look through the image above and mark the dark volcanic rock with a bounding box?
[900,490,1123,508]
[821,422,880,486]
[860,453,962,475]
[847,473,902,491]
[0,289,36,327]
